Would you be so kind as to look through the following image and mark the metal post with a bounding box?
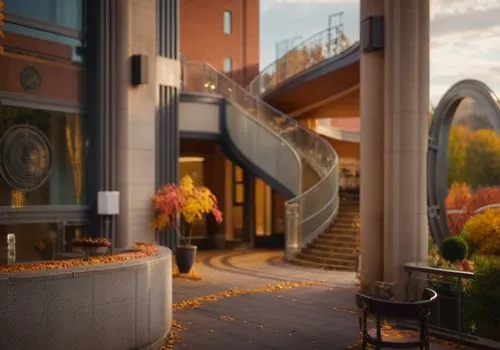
[327,12,344,55]
[285,203,300,261]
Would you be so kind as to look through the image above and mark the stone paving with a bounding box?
[172,249,468,350]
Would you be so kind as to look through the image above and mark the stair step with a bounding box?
[324,227,358,234]
[314,239,357,249]
[329,222,358,230]
[302,247,358,260]
[317,234,357,242]
[297,252,357,266]
[307,244,357,254]
[291,258,357,272]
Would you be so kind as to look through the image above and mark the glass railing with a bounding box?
[248,26,357,96]
[182,61,339,258]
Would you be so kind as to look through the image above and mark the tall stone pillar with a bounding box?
[116,0,158,247]
[359,0,385,291]
[383,0,429,285]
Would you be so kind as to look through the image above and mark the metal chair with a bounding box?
[356,288,437,349]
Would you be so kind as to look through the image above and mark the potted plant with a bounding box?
[152,175,223,273]
[427,236,473,332]
[465,255,500,340]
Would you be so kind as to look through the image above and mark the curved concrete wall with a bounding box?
[180,100,221,135]
[0,247,173,350]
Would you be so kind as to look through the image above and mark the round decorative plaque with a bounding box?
[0,125,52,191]
[20,65,42,93]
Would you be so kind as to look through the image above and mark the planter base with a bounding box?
[176,245,197,273]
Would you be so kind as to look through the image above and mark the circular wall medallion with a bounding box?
[20,66,42,93]
[0,125,52,192]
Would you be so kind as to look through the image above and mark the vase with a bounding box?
[176,245,197,273]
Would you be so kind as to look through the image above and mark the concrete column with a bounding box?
[383,0,429,285]
[116,0,158,247]
[359,0,385,291]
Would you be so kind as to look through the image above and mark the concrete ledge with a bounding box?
[0,246,173,350]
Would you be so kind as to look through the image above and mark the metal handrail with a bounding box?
[181,60,339,257]
[248,25,355,96]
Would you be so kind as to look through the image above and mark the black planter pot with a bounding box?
[175,245,197,273]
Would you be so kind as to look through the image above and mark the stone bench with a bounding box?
[0,246,173,350]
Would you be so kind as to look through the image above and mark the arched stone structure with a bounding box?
[428,79,500,246]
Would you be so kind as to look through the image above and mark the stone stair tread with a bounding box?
[297,252,357,265]
[293,199,359,272]
[291,258,356,271]
[307,244,356,253]
[303,247,357,258]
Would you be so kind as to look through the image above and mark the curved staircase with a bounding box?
[293,199,359,270]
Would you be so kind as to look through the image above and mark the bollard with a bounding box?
[285,203,301,261]
[7,233,15,264]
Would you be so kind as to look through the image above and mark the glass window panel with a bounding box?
[232,205,243,240]
[235,184,244,204]
[234,165,243,183]
[223,57,233,73]
[5,0,84,30]
[4,23,85,62]
[223,10,232,34]
[0,222,60,262]
[0,105,87,206]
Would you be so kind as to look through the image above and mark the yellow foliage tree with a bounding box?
[464,129,500,188]
[447,125,472,185]
[463,208,500,255]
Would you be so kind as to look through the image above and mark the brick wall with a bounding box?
[180,0,259,86]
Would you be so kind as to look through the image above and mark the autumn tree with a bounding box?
[464,129,500,188]
[447,125,472,185]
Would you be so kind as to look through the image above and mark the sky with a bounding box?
[260,0,500,105]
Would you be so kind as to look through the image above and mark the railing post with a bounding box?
[285,203,301,261]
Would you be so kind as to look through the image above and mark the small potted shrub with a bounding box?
[427,237,472,331]
[152,175,223,273]
[467,255,500,341]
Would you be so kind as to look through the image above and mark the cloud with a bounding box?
[429,0,500,103]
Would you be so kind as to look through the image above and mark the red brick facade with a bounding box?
[180,0,259,86]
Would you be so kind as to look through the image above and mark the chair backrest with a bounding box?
[356,288,438,320]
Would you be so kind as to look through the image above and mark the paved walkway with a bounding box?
[172,250,468,349]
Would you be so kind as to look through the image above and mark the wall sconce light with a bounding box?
[131,54,149,86]
[361,15,384,53]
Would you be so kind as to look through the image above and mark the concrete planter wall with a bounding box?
[0,246,173,350]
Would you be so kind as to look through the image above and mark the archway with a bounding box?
[427,79,500,246]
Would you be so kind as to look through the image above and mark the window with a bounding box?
[0,105,87,206]
[223,10,231,34]
[5,0,85,30]
[3,0,86,62]
[223,57,232,73]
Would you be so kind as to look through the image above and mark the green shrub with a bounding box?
[466,256,500,325]
[440,236,469,262]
